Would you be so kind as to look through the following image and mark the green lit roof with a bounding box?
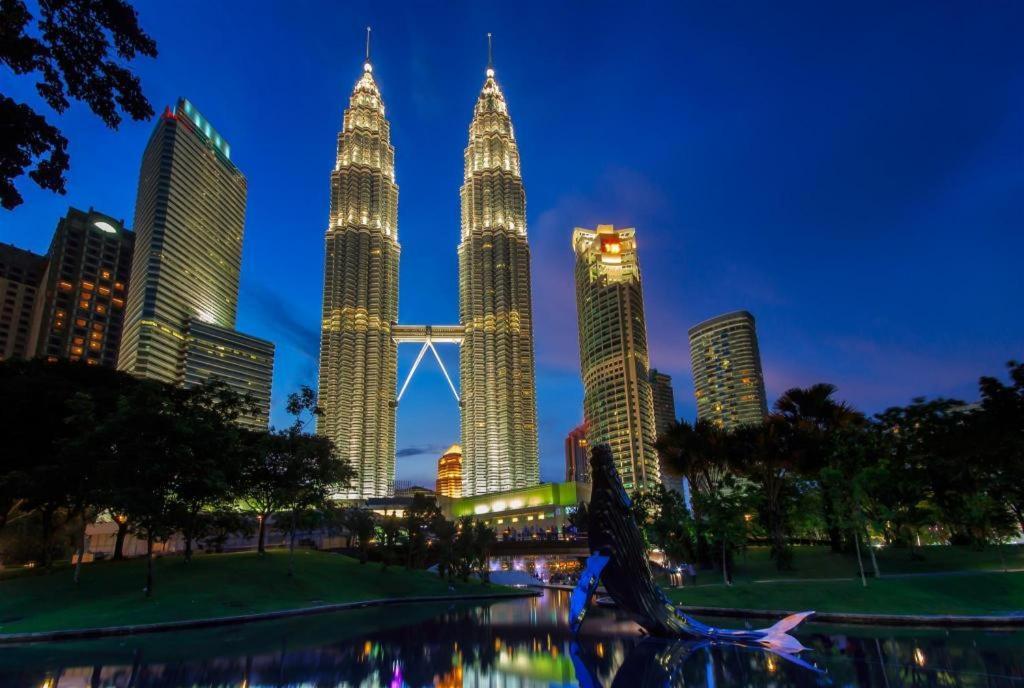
[451,481,583,518]
[177,98,232,160]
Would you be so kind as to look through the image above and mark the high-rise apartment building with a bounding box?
[0,243,46,361]
[119,99,247,384]
[317,57,400,498]
[572,225,660,493]
[688,310,768,429]
[459,58,539,496]
[649,369,676,438]
[435,444,463,499]
[28,208,134,367]
[564,424,590,483]
[180,318,274,429]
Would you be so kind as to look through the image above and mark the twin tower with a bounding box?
[318,50,539,498]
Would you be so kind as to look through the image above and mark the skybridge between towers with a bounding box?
[392,324,464,405]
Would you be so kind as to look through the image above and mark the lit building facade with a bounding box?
[119,99,247,384]
[179,317,274,429]
[649,369,676,438]
[29,208,134,367]
[435,444,463,498]
[649,368,682,488]
[0,243,46,361]
[458,60,539,496]
[572,225,660,493]
[317,58,400,498]
[564,424,590,483]
[688,310,768,429]
[449,481,591,538]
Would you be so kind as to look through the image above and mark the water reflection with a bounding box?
[3,590,1021,687]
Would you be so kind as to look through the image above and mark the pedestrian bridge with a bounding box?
[391,324,464,404]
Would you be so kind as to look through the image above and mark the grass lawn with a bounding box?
[0,550,512,635]
[664,571,1024,616]
[720,544,1024,583]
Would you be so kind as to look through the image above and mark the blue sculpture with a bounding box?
[570,444,815,655]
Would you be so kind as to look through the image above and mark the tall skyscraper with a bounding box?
[119,98,274,421]
[180,318,274,429]
[317,56,400,498]
[688,310,768,429]
[572,225,660,493]
[564,424,590,483]
[649,369,676,438]
[435,444,463,498]
[649,368,682,488]
[459,55,539,496]
[119,99,247,384]
[28,208,134,367]
[0,243,46,361]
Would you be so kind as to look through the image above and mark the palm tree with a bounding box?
[774,384,864,553]
[655,418,729,567]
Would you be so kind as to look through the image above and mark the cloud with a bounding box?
[396,443,448,458]
[242,281,320,360]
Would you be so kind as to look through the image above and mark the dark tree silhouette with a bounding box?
[1,0,156,209]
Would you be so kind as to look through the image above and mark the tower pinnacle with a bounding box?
[486,32,494,77]
[364,26,372,72]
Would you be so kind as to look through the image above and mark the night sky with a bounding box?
[3,2,1021,486]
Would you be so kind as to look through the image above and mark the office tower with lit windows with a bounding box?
[458,57,539,496]
[572,225,660,493]
[688,310,768,429]
[435,444,463,498]
[317,56,400,498]
[649,368,682,487]
[564,424,590,483]
[119,99,247,384]
[0,243,46,361]
[28,208,134,367]
[649,368,676,438]
[180,318,274,429]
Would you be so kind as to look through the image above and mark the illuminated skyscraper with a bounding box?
[649,369,676,438]
[565,424,590,483]
[119,99,246,383]
[572,225,660,493]
[688,310,768,429]
[318,55,400,498]
[459,52,539,496]
[649,368,682,488]
[119,99,274,421]
[29,207,134,367]
[435,444,463,498]
[0,243,46,361]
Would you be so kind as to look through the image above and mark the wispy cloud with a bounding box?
[242,281,320,360]
[396,443,448,458]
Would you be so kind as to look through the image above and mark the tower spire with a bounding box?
[486,32,494,77]
[364,26,372,71]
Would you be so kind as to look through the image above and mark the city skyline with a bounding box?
[2,3,1021,487]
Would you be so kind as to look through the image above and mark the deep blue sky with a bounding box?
[3,1,1022,486]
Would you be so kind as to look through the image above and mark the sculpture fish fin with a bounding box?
[755,611,815,654]
[570,551,610,634]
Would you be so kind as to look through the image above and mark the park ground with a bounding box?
[0,550,508,635]
[663,545,1024,616]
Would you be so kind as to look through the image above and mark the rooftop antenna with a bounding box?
[486,32,494,77]
[364,26,372,71]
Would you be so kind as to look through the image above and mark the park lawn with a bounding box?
[665,570,1024,616]
[0,550,511,635]
[721,544,1024,583]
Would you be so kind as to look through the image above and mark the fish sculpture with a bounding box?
[570,443,815,655]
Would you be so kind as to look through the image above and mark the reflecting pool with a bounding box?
[3,590,1022,686]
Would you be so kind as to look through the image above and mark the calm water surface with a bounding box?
[3,590,1022,687]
